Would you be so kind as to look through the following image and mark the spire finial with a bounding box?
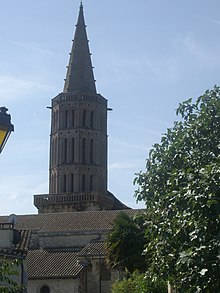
[80,1,83,7]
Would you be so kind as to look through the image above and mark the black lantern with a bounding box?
[0,107,14,153]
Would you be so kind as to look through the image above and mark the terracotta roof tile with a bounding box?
[0,209,142,233]
[16,230,31,252]
[78,241,106,257]
[27,250,83,279]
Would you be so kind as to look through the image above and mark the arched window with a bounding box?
[90,175,93,191]
[82,174,86,192]
[65,110,68,128]
[82,138,86,163]
[70,174,74,192]
[55,111,58,130]
[64,138,68,163]
[83,110,86,127]
[52,111,55,131]
[90,111,94,128]
[71,138,75,162]
[50,174,54,193]
[40,285,50,293]
[63,175,67,193]
[90,139,94,163]
[53,174,57,193]
[54,137,58,165]
[72,110,75,127]
[50,138,55,166]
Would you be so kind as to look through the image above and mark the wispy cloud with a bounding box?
[110,117,164,139]
[0,75,54,102]
[138,50,179,83]
[11,138,48,156]
[109,162,138,170]
[0,173,48,215]
[110,137,150,152]
[207,18,220,26]
[0,38,58,57]
[173,32,220,67]
[174,33,204,59]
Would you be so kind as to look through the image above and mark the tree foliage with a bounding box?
[134,86,220,292]
[106,212,146,273]
[0,258,23,293]
[112,271,167,293]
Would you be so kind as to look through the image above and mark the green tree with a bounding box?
[0,258,23,293]
[135,86,220,292]
[106,212,146,273]
[112,271,167,293]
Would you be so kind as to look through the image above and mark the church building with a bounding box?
[0,3,141,293]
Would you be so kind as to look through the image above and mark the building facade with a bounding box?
[0,210,140,293]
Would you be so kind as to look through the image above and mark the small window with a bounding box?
[90,139,94,163]
[71,138,75,162]
[64,138,68,162]
[65,110,68,128]
[55,111,58,130]
[70,174,74,192]
[63,175,67,193]
[72,110,75,127]
[90,111,94,128]
[82,174,86,192]
[90,175,93,191]
[40,285,50,293]
[83,110,86,127]
[83,138,86,163]
[54,137,58,165]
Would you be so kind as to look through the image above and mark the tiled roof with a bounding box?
[0,209,142,233]
[16,230,31,252]
[27,250,84,279]
[0,229,31,258]
[78,241,107,257]
[0,210,145,279]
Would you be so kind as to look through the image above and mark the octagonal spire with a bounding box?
[63,3,96,94]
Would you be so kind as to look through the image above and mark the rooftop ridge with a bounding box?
[0,208,143,218]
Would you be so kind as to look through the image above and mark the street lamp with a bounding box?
[0,107,14,153]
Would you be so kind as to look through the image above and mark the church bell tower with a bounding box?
[34,3,127,213]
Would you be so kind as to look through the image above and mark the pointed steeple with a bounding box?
[34,2,129,214]
[63,3,96,94]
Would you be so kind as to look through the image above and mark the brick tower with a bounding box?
[34,3,128,213]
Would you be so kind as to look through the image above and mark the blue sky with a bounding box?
[0,0,220,215]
